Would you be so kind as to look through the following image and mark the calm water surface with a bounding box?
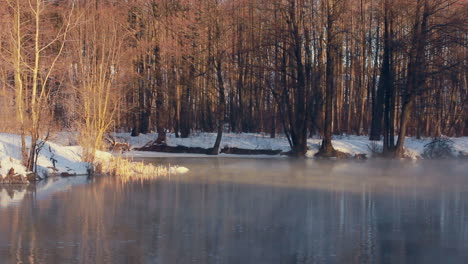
[0,158,468,264]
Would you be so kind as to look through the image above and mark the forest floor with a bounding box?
[114,132,468,160]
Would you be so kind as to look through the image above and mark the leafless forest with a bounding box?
[0,0,466,161]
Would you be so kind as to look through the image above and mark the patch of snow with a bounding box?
[112,133,158,149]
[48,131,79,146]
[0,133,111,178]
[0,134,29,177]
[169,166,189,174]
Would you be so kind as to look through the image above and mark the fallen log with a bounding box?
[136,144,283,156]
[60,172,77,177]
[220,147,282,155]
[136,144,212,154]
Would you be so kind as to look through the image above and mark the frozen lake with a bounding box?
[1,158,468,263]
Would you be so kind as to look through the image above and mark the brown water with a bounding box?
[0,158,468,264]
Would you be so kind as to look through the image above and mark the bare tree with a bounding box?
[71,0,127,163]
[3,0,74,171]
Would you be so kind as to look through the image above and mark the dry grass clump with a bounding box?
[96,156,186,182]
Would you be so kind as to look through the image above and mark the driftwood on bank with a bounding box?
[137,144,212,154]
[136,144,283,156]
[105,135,131,152]
[220,147,282,155]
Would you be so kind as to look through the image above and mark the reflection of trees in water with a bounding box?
[1,184,36,263]
[0,184,34,200]
[1,170,468,263]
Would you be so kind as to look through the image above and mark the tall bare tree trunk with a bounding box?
[210,59,226,155]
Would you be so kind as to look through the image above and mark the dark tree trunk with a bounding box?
[317,3,338,157]
[270,98,277,138]
[27,133,38,172]
[131,110,140,137]
[394,0,428,158]
[155,89,166,144]
[318,44,336,156]
[370,19,385,141]
[180,59,194,138]
[395,99,414,157]
[140,111,150,134]
[210,60,226,155]
[279,0,308,157]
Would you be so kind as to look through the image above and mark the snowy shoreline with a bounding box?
[115,132,468,160]
[1,132,466,207]
[0,133,101,180]
[0,133,190,182]
[1,131,467,181]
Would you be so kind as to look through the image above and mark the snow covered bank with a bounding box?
[114,132,468,159]
[0,133,188,182]
[0,133,111,179]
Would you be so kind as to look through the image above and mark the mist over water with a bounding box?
[0,159,467,264]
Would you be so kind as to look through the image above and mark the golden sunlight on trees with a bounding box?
[0,0,466,161]
[2,0,74,170]
[70,1,129,164]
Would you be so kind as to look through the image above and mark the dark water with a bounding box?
[1,158,468,264]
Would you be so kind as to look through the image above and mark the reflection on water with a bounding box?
[0,176,90,209]
[0,159,467,264]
